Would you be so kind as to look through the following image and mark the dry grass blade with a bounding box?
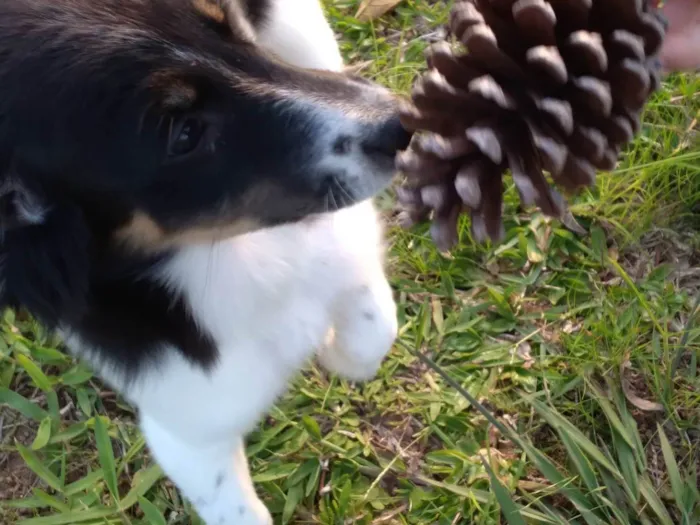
[355,0,403,21]
[620,361,664,412]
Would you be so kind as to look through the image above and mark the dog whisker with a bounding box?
[329,187,339,211]
[137,102,156,135]
[332,176,354,208]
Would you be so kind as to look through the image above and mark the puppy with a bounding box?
[0,0,410,523]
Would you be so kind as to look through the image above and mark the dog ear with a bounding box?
[191,0,257,42]
[0,180,92,327]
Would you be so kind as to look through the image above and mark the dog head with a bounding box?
[0,0,411,324]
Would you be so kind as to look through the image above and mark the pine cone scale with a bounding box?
[513,0,558,46]
[563,31,607,76]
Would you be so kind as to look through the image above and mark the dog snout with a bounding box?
[361,115,413,157]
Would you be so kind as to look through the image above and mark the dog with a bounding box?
[0,0,411,523]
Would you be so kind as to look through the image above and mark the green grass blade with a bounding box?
[46,390,60,423]
[119,435,147,470]
[529,497,573,525]
[594,438,638,510]
[480,455,527,525]
[138,496,167,525]
[639,477,675,525]
[606,259,664,334]
[657,423,687,513]
[300,415,322,440]
[671,293,700,380]
[252,463,298,483]
[586,382,636,449]
[530,398,621,477]
[282,483,304,524]
[15,442,63,493]
[598,468,632,525]
[18,508,116,525]
[613,386,648,472]
[49,422,88,445]
[30,416,53,450]
[15,354,53,392]
[0,387,49,421]
[31,488,70,514]
[558,432,599,494]
[610,431,640,502]
[524,446,604,525]
[93,416,119,504]
[63,469,104,496]
[120,464,164,510]
[59,364,93,386]
[415,474,488,501]
[2,496,46,510]
[75,388,93,416]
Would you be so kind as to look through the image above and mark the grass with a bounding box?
[2,1,700,524]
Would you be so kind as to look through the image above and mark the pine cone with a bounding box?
[396,0,666,250]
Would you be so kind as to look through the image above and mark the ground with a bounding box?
[1,1,700,524]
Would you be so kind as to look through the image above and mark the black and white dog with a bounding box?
[0,0,411,523]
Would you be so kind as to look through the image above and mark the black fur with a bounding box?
[73,256,219,375]
[241,0,270,27]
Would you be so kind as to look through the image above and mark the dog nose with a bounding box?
[362,115,413,156]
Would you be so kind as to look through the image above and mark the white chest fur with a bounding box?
[109,201,388,443]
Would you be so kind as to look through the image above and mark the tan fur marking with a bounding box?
[115,211,261,252]
[221,0,257,42]
[192,0,227,24]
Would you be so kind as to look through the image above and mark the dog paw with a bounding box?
[319,281,398,381]
[205,502,272,525]
[317,336,384,382]
[197,495,272,525]
[235,502,273,525]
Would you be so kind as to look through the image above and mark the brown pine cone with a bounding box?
[396,0,666,250]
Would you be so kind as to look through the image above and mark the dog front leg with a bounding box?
[140,414,272,525]
[318,272,398,382]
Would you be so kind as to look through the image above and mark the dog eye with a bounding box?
[168,117,206,158]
